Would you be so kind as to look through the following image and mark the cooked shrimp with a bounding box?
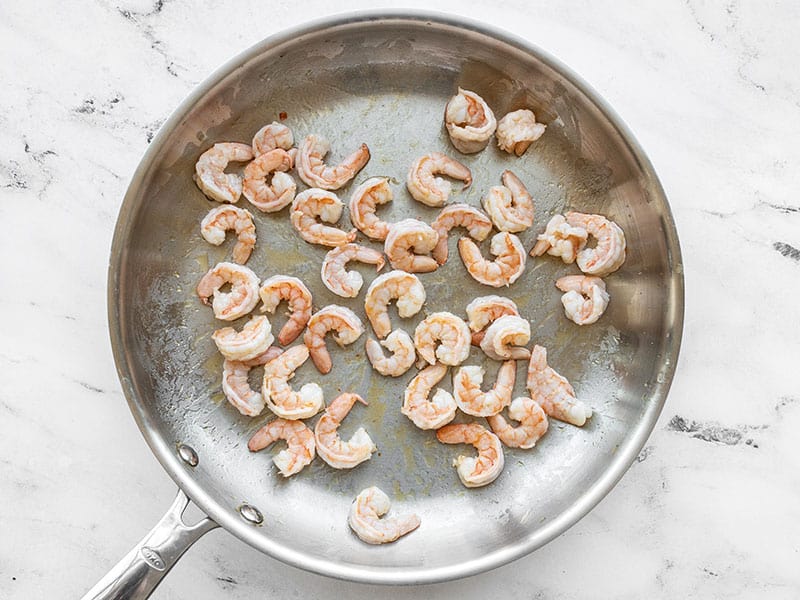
[303,305,364,374]
[365,330,416,377]
[195,142,254,203]
[401,363,457,429]
[452,361,515,417]
[383,219,439,273]
[252,121,294,156]
[527,345,592,426]
[247,418,315,477]
[200,205,256,264]
[212,315,274,361]
[565,212,627,276]
[314,392,376,469]
[262,344,324,419]
[530,214,588,263]
[496,109,546,156]
[465,295,520,346]
[221,346,283,417]
[321,244,386,298]
[290,188,357,247]
[482,170,534,233]
[348,487,421,544]
[431,203,492,265]
[364,271,426,339]
[487,397,549,449]
[436,423,504,488]
[555,275,610,325]
[413,312,471,366]
[196,262,260,321]
[406,152,472,207]
[296,134,370,190]
[444,88,497,154]
[458,232,526,287]
[242,149,296,212]
[349,177,393,241]
[258,275,313,345]
[480,315,530,360]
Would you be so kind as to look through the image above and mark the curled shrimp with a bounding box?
[384,219,439,273]
[364,271,426,339]
[413,311,471,366]
[258,275,313,345]
[365,330,416,377]
[321,243,386,298]
[555,275,610,325]
[453,361,515,417]
[349,487,421,545]
[482,170,534,233]
[401,363,457,430]
[436,423,504,488]
[247,418,315,477]
[221,346,283,417]
[303,305,364,374]
[458,232,526,287]
[406,152,472,207]
[296,134,370,190]
[527,345,592,426]
[242,149,296,212]
[565,212,627,277]
[290,188,357,247]
[200,205,256,264]
[349,177,393,241]
[496,109,546,156]
[196,262,260,321]
[314,392,376,469]
[487,397,549,449]
[465,295,520,346]
[480,314,530,360]
[252,122,294,156]
[212,315,274,362]
[431,203,492,265]
[195,142,254,203]
[262,344,324,419]
[444,88,497,154]
[530,214,588,263]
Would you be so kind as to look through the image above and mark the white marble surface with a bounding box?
[1,1,799,598]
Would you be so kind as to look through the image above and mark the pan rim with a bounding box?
[107,9,684,585]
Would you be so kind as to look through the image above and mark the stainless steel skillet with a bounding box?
[87,10,683,598]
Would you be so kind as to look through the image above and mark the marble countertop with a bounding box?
[2,1,798,598]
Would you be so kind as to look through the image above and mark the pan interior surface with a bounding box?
[110,14,682,584]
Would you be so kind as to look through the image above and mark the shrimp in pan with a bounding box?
[406,152,472,207]
[348,487,420,545]
[364,271,426,339]
[430,203,492,265]
[196,262,260,321]
[321,244,386,298]
[303,305,364,374]
[482,170,534,233]
[195,142,254,203]
[251,122,294,157]
[530,214,588,263]
[247,418,315,477]
[487,397,549,449]
[213,315,274,362]
[527,345,592,427]
[465,295,520,346]
[365,330,416,377]
[452,360,515,417]
[262,344,324,420]
[242,148,296,212]
[296,134,370,190]
[200,205,256,264]
[349,177,394,241]
[565,212,627,277]
[496,109,546,156]
[444,88,497,154]
[436,423,504,488]
[258,275,313,345]
[413,312,471,366]
[221,346,283,417]
[458,232,526,287]
[384,219,440,273]
[314,392,376,469]
[401,363,457,430]
[555,275,610,325]
[479,315,531,361]
[291,188,357,247]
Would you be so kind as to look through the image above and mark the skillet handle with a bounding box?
[81,489,218,600]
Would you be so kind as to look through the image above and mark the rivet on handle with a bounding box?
[177,444,199,467]
[238,504,264,525]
